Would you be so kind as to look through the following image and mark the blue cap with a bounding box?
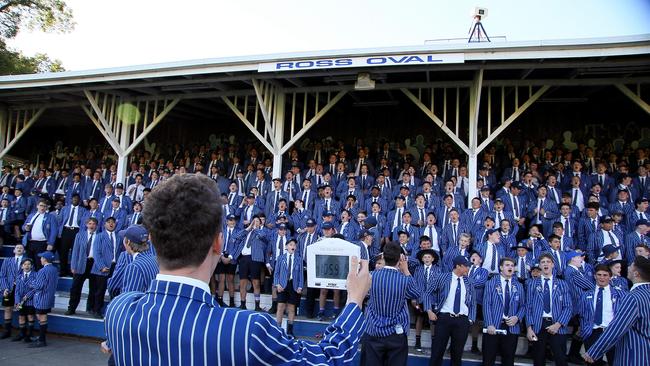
[452,255,470,267]
[306,218,316,227]
[486,228,499,236]
[365,216,377,226]
[38,251,54,261]
[358,229,374,239]
[226,214,236,220]
[277,223,287,230]
[120,225,149,244]
[565,251,581,263]
[636,219,650,227]
[322,221,335,230]
[322,210,334,217]
[602,245,618,257]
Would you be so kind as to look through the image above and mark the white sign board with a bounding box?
[258,53,464,72]
[306,237,361,290]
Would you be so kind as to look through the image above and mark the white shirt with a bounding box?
[87,231,96,258]
[482,241,499,274]
[541,275,554,317]
[241,231,253,256]
[424,225,440,252]
[440,273,468,316]
[156,273,211,294]
[30,213,46,241]
[593,285,614,328]
[67,205,81,228]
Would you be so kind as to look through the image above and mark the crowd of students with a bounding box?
[0,136,649,365]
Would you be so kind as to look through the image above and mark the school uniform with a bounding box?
[82,209,104,231]
[105,275,366,365]
[32,263,58,313]
[68,230,111,315]
[625,231,649,264]
[58,203,87,275]
[467,265,489,311]
[83,179,104,202]
[0,255,24,310]
[586,283,650,366]
[22,211,57,270]
[513,254,534,282]
[482,275,526,366]
[527,196,559,236]
[0,205,16,243]
[428,272,476,366]
[105,207,128,231]
[231,229,268,280]
[440,221,468,253]
[460,207,487,233]
[98,194,116,216]
[273,252,303,306]
[588,229,624,264]
[419,224,442,254]
[526,275,572,366]
[579,285,626,366]
[441,246,471,272]
[107,251,133,298]
[14,270,37,315]
[121,252,159,293]
[65,181,84,203]
[474,241,506,276]
[362,267,420,366]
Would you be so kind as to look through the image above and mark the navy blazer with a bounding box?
[57,204,88,236]
[525,276,572,334]
[579,285,625,340]
[425,272,477,322]
[273,252,304,291]
[70,230,113,276]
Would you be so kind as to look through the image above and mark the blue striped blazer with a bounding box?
[525,276,572,334]
[265,232,293,268]
[22,211,58,245]
[625,231,649,264]
[105,278,366,365]
[588,230,624,263]
[365,267,421,337]
[468,265,489,305]
[425,272,477,322]
[579,285,626,340]
[82,209,105,231]
[14,271,36,306]
[107,251,133,296]
[122,252,159,293]
[483,276,526,333]
[413,264,441,305]
[273,252,304,291]
[231,229,268,262]
[70,230,113,276]
[563,265,596,315]
[441,246,471,272]
[31,263,58,310]
[0,255,23,292]
[586,283,650,365]
[57,204,88,236]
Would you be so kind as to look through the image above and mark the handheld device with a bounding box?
[306,237,360,290]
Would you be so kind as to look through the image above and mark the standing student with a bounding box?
[22,199,57,270]
[411,248,439,352]
[361,242,421,366]
[102,174,371,365]
[120,225,158,293]
[231,215,267,311]
[11,257,36,343]
[427,255,476,366]
[525,253,572,366]
[29,251,59,348]
[482,257,526,366]
[215,214,239,307]
[273,239,303,336]
[584,256,650,366]
[579,264,625,366]
[0,243,26,339]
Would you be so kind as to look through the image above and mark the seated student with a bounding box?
[11,257,36,343]
[273,239,303,337]
[0,243,26,339]
[29,251,59,348]
[411,248,439,352]
[120,225,159,293]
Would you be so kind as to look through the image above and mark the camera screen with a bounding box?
[315,254,349,280]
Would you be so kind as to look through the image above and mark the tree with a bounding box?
[0,0,74,74]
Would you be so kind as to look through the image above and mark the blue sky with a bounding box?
[9,0,650,71]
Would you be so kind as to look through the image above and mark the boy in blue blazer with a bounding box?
[273,239,303,336]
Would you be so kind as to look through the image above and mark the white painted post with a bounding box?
[272,93,285,179]
[467,70,483,207]
[116,155,128,186]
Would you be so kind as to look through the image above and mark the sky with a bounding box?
[8,0,650,71]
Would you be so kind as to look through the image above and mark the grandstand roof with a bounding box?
[0,34,648,109]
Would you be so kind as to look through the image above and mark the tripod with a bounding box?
[468,18,491,43]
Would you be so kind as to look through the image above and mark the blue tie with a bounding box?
[543,278,551,313]
[594,287,604,326]
[490,244,497,271]
[519,258,526,279]
[453,277,461,314]
[504,279,511,317]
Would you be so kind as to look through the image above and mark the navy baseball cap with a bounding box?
[116,183,124,189]
[565,251,581,263]
[120,225,148,244]
[226,214,236,220]
[322,221,335,230]
[486,228,499,236]
[322,210,334,217]
[365,216,377,227]
[636,219,650,227]
[38,251,54,261]
[358,229,374,239]
[306,218,316,227]
[602,245,618,257]
[452,255,470,267]
[278,223,287,230]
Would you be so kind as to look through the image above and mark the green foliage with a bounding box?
[0,0,73,74]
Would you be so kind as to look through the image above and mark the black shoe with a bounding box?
[0,331,11,339]
[415,343,422,352]
[64,309,76,316]
[93,313,104,319]
[229,299,236,308]
[10,334,24,342]
[23,335,32,343]
[239,304,247,310]
[28,340,47,348]
[471,346,481,355]
[268,306,277,314]
[254,306,264,312]
[567,355,585,365]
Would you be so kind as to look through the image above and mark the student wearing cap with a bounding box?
[22,199,57,271]
[29,251,59,347]
[411,247,439,352]
[361,241,420,365]
[11,257,36,343]
[57,193,86,276]
[113,183,133,214]
[297,218,319,318]
[512,242,533,282]
[584,256,650,365]
[66,217,112,318]
[215,214,240,307]
[482,257,526,366]
[273,238,303,336]
[232,215,268,311]
[427,255,476,366]
[525,253,572,366]
[120,225,159,293]
[265,222,292,314]
[358,229,377,265]
[0,243,26,339]
[625,219,649,264]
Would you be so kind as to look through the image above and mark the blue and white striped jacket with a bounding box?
[122,252,159,293]
[273,252,303,291]
[231,229,268,262]
[579,285,626,340]
[365,267,420,337]
[525,276,572,334]
[483,276,526,333]
[70,230,113,276]
[105,278,366,365]
[425,272,477,322]
[14,271,36,306]
[31,263,58,310]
